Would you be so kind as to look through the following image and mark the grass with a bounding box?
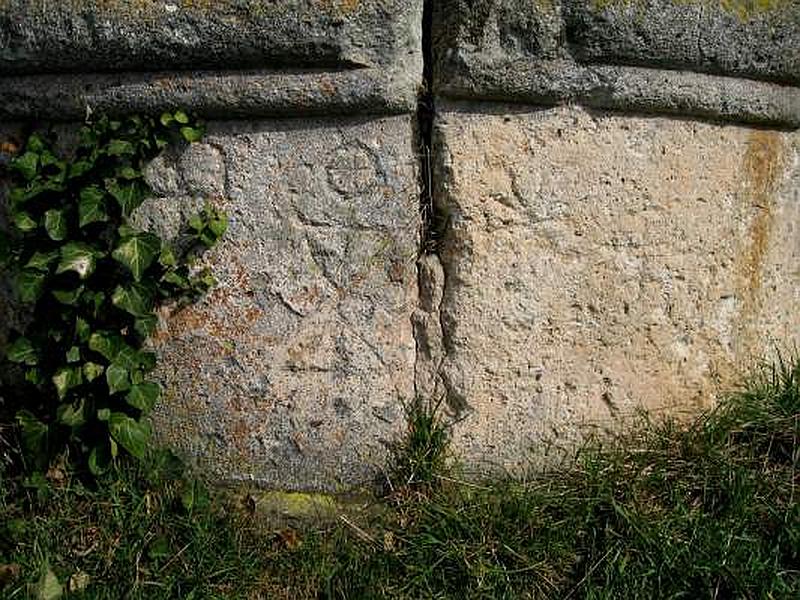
[1,358,798,599]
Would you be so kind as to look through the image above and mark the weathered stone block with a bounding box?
[566,0,800,84]
[0,0,423,119]
[431,104,800,472]
[139,115,420,490]
[0,0,419,74]
[433,0,800,126]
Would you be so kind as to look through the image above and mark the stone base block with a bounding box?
[432,104,800,472]
[145,115,419,491]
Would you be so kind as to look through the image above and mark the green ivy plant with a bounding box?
[0,112,227,474]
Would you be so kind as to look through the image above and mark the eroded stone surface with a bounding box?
[431,104,800,473]
[0,0,423,120]
[0,0,421,75]
[567,0,799,84]
[433,0,800,126]
[143,116,419,491]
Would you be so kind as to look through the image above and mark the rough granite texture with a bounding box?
[429,104,800,473]
[137,116,419,491]
[0,0,423,119]
[433,0,800,126]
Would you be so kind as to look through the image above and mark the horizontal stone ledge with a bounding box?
[436,60,800,129]
[433,1,799,91]
[0,68,420,121]
[0,0,423,77]
[565,0,799,87]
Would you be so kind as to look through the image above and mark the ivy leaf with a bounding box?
[181,479,210,512]
[112,232,160,281]
[52,366,83,400]
[162,270,188,289]
[25,368,44,385]
[52,286,84,306]
[78,186,108,228]
[106,179,148,217]
[88,331,124,362]
[112,282,155,318]
[56,242,102,279]
[134,315,158,338]
[69,159,94,179]
[130,369,144,385]
[6,337,38,365]
[11,151,39,180]
[108,412,151,460]
[188,213,204,232]
[208,212,228,239]
[66,346,81,363]
[13,210,41,232]
[82,290,105,317]
[44,209,68,241]
[114,345,141,371]
[25,250,59,272]
[83,362,105,382]
[57,399,86,427]
[15,269,46,303]
[138,351,157,372]
[106,364,130,394]
[16,410,47,456]
[117,166,139,180]
[126,382,160,413]
[174,110,190,125]
[107,139,135,156]
[26,134,46,153]
[88,443,111,476]
[76,317,91,342]
[159,112,174,127]
[159,245,177,267]
[12,210,38,232]
[180,126,204,143]
[39,149,59,167]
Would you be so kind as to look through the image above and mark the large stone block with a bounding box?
[566,0,799,84]
[0,0,423,119]
[430,104,800,472]
[433,0,800,126]
[138,115,420,490]
[0,0,417,75]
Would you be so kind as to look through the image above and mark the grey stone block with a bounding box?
[0,0,423,119]
[429,103,800,474]
[0,0,419,75]
[0,115,420,491]
[566,0,800,85]
[143,115,420,491]
[433,0,800,126]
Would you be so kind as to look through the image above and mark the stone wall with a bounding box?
[1,0,799,489]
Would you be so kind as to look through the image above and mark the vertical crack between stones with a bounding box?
[418,0,436,254]
[412,0,452,408]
